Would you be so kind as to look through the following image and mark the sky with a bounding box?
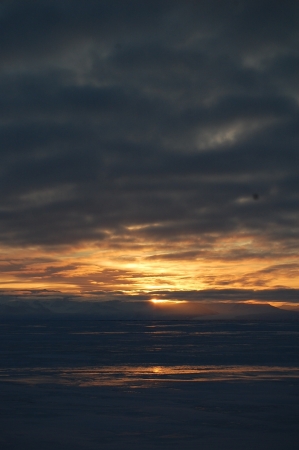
[0,0,299,311]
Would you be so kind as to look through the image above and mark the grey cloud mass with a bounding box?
[0,1,298,299]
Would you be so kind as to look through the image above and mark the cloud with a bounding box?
[0,1,298,292]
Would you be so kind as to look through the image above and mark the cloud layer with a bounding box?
[0,1,298,296]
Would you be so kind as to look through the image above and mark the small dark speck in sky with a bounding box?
[252,193,259,200]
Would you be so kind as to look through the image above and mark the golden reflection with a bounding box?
[1,365,299,387]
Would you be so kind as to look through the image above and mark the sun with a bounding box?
[150,299,187,304]
[150,299,168,304]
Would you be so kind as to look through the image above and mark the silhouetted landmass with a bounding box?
[0,298,298,320]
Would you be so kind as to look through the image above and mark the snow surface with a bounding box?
[0,319,298,449]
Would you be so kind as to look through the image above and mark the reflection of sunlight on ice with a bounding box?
[1,365,298,387]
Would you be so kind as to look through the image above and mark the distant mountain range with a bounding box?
[193,302,299,320]
[0,298,298,320]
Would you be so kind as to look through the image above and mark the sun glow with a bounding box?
[0,227,298,293]
[150,299,187,304]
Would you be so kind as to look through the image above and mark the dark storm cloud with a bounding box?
[1,287,298,304]
[152,288,299,303]
[0,0,298,253]
[0,1,173,61]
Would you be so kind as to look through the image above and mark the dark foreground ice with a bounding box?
[0,319,298,449]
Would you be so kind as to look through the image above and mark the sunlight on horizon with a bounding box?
[0,229,298,294]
